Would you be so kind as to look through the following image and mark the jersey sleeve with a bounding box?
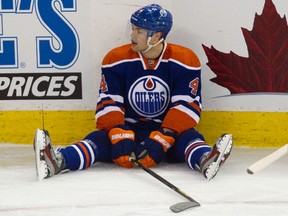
[95,47,128,132]
[161,45,202,134]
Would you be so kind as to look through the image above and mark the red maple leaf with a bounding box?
[203,0,288,94]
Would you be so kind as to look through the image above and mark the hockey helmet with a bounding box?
[130,4,173,39]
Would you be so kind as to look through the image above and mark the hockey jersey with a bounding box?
[95,42,202,134]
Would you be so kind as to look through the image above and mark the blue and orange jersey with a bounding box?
[95,42,202,134]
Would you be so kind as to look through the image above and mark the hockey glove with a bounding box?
[136,129,176,168]
[109,125,137,168]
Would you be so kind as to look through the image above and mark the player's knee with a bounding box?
[84,130,112,162]
[179,129,205,143]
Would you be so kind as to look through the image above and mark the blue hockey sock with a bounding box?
[185,139,211,170]
[59,130,111,171]
[60,139,98,171]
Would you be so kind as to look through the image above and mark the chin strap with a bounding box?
[142,36,164,53]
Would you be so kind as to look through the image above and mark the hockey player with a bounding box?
[34,4,233,181]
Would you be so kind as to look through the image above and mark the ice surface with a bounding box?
[0,144,287,216]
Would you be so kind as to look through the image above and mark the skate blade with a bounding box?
[34,129,48,181]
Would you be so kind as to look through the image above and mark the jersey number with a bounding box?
[100,75,108,92]
[189,78,199,95]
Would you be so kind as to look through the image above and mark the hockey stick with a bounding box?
[247,144,288,174]
[131,159,200,213]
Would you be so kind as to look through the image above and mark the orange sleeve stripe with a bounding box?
[189,102,201,113]
[120,107,125,112]
[96,99,116,111]
[162,109,198,134]
[96,111,125,131]
[77,142,90,169]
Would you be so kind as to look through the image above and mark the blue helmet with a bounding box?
[130,4,173,39]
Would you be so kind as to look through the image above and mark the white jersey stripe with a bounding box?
[71,144,84,170]
[168,58,201,70]
[102,58,141,68]
[95,106,124,120]
[99,93,124,103]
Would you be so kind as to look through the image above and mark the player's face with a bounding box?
[130,25,149,52]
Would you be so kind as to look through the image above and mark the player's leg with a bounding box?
[166,128,210,167]
[59,130,111,171]
[167,129,233,180]
[34,129,111,180]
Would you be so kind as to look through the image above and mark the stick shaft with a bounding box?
[247,144,288,174]
[132,159,200,205]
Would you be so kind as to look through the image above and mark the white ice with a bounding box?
[0,144,287,216]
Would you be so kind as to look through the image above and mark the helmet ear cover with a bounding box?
[130,4,173,39]
[147,30,155,38]
[147,31,163,40]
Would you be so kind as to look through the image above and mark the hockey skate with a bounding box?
[33,129,64,181]
[198,134,233,181]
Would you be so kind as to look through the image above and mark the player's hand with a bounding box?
[136,129,175,168]
[109,125,136,168]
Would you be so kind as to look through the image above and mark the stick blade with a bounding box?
[170,201,200,213]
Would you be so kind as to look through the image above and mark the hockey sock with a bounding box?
[59,130,111,171]
[59,139,98,171]
[185,139,211,170]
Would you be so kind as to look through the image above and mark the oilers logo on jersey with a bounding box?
[128,75,170,118]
